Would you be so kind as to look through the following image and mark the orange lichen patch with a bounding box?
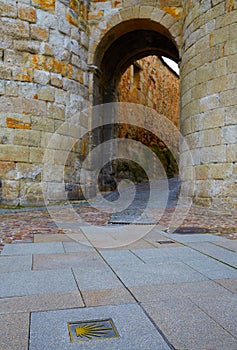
[70,0,79,12]
[88,10,104,20]
[74,68,83,84]
[66,11,78,27]
[32,0,55,12]
[81,140,87,156]
[0,162,15,176]
[210,33,214,46]
[26,54,73,78]
[112,0,122,8]
[34,94,38,99]
[162,7,182,19]
[18,7,37,22]
[226,0,234,12]
[14,68,34,82]
[6,117,31,130]
[31,26,49,41]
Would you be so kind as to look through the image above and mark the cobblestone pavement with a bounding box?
[0,179,236,251]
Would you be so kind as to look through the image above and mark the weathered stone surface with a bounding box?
[18,6,37,23]
[32,0,55,12]
[0,0,236,208]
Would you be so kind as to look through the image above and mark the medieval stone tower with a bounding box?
[0,0,236,209]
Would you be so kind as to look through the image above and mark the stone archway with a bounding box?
[88,6,182,104]
[88,9,181,191]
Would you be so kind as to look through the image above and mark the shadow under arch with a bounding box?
[91,18,180,190]
[93,18,180,104]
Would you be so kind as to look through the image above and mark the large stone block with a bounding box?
[32,0,55,12]
[0,144,29,162]
[18,6,37,22]
[0,18,29,38]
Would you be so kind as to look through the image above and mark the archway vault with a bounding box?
[88,7,181,190]
[89,7,181,104]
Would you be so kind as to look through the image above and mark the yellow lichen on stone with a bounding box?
[66,11,78,27]
[6,117,31,130]
[26,54,73,78]
[32,0,55,12]
[162,7,182,19]
[226,0,234,12]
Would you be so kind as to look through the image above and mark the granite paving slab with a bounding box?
[72,266,123,290]
[0,291,84,314]
[34,234,74,243]
[161,232,227,243]
[111,238,155,250]
[192,294,237,337]
[213,240,237,252]
[183,257,237,279]
[215,278,237,293]
[81,288,136,307]
[0,313,30,350]
[143,298,237,350]
[100,249,146,266]
[80,225,153,249]
[63,242,95,253]
[110,261,208,287]
[0,255,32,273]
[29,304,171,350]
[130,279,233,303]
[33,252,106,270]
[187,242,237,268]
[130,246,203,264]
[1,242,65,256]
[0,269,78,297]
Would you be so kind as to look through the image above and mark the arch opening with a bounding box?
[91,19,180,191]
[93,19,179,104]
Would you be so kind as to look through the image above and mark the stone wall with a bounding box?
[0,0,90,204]
[0,0,236,210]
[181,0,237,209]
[117,55,179,178]
[118,56,179,126]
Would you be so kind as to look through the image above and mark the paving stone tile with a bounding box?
[114,238,156,250]
[33,252,105,270]
[1,242,65,256]
[130,280,233,303]
[183,257,237,279]
[143,298,237,350]
[0,255,32,272]
[63,242,95,252]
[100,249,146,266]
[80,225,152,250]
[34,234,74,243]
[193,294,237,337]
[82,288,136,307]
[0,313,29,350]
[29,304,171,350]
[72,266,123,290]
[113,261,208,287]
[188,242,237,268]
[0,269,78,297]
[213,240,237,252]
[0,291,84,314]
[162,232,227,243]
[215,278,237,293]
[140,230,180,248]
[131,246,203,264]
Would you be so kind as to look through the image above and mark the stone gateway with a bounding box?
[0,0,236,209]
